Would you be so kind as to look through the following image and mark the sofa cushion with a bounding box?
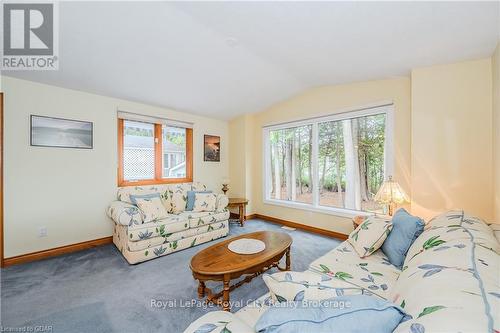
[263,271,364,303]
[115,222,229,264]
[186,190,212,211]
[127,221,228,251]
[179,210,230,228]
[309,241,400,300]
[135,196,169,223]
[183,311,254,333]
[254,295,411,333]
[163,183,191,213]
[348,216,393,258]
[234,293,273,329]
[405,210,500,266]
[382,208,425,268]
[127,215,189,241]
[391,211,500,333]
[192,192,217,212]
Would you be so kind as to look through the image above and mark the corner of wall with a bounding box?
[493,43,500,223]
[227,113,257,214]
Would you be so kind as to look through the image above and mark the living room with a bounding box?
[0,1,499,333]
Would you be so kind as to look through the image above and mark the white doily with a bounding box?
[228,238,266,254]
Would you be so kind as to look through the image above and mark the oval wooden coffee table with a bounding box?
[190,231,292,311]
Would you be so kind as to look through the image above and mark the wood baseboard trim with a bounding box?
[3,236,113,267]
[245,214,257,220]
[3,214,345,266]
[250,214,348,240]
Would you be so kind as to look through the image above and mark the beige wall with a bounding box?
[494,44,500,223]
[230,78,412,234]
[411,58,494,222]
[228,116,247,198]
[228,114,256,214]
[2,77,229,257]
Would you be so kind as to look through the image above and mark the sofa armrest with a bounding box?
[106,201,143,226]
[183,311,253,333]
[215,194,229,212]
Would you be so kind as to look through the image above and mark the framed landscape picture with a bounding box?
[31,115,93,149]
[204,134,220,162]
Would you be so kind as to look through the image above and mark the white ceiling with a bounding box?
[4,1,499,120]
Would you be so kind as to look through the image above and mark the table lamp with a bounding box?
[222,178,230,195]
[374,176,409,216]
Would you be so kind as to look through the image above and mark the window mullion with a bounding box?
[263,129,269,201]
[117,118,124,185]
[154,123,162,180]
[312,122,319,208]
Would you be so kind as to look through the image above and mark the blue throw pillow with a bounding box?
[129,193,161,205]
[381,208,425,269]
[255,295,411,333]
[186,190,212,211]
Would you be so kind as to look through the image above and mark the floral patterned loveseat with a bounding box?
[106,182,229,264]
[184,211,499,332]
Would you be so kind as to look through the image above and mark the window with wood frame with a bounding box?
[117,114,193,186]
[263,104,394,215]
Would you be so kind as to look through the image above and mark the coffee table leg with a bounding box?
[286,248,291,270]
[198,281,206,298]
[223,275,230,311]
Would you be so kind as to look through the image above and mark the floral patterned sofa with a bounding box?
[106,182,229,264]
[184,211,500,332]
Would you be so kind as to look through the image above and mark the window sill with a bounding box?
[118,177,193,187]
[263,199,374,219]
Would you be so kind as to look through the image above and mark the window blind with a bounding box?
[117,110,193,129]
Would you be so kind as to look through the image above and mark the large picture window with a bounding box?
[264,104,393,215]
[118,116,193,186]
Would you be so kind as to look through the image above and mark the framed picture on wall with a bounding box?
[204,134,220,162]
[30,115,93,149]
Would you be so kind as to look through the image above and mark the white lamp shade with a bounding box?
[374,176,409,204]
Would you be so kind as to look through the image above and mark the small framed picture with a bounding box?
[204,135,220,162]
[31,115,93,149]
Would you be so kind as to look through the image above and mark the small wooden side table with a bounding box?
[352,215,368,229]
[228,198,248,227]
[352,214,391,229]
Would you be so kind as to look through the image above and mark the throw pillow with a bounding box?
[135,196,169,223]
[186,190,213,211]
[163,184,189,214]
[129,192,161,205]
[381,208,425,268]
[263,271,362,303]
[348,216,393,258]
[192,193,217,212]
[255,295,411,333]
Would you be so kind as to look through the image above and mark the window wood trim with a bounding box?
[117,118,193,187]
